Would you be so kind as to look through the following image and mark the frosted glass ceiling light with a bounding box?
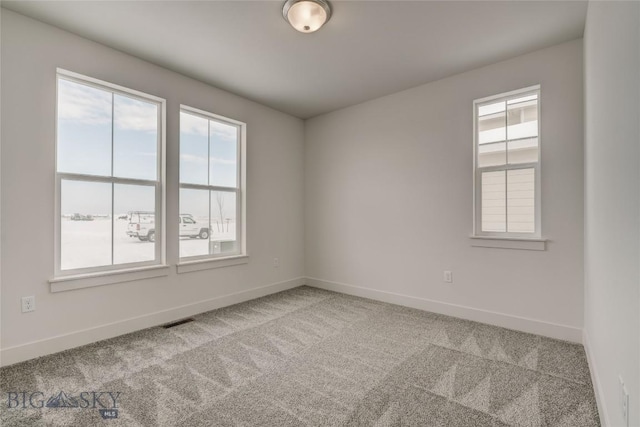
[283,0,331,33]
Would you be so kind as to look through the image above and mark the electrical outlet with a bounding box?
[21,296,35,313]
[443,271,453,283]
[620,376,629,426]
[273,257,280,268]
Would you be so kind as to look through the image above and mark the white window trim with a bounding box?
[472,85,543,243]
[52,69,167,287]
[178,105,247,265]
[469,235,546,251]
[49,264,170,293]
[176,255,249,274]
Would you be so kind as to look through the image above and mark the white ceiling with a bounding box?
[2,1,587,119]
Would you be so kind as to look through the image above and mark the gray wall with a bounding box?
[1,10,305,361]
[305,40,584,338]
[584,2,640,426]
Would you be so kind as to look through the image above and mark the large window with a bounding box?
[55,70,165,276]
[473,86,540,237]
[179,106,245,261]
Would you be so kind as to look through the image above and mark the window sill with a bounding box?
[469,236,547,251]
[177,255,249,274]
[50,265,171,293]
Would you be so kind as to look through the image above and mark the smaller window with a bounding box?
[473,86,541,238]
[179,106,246,261]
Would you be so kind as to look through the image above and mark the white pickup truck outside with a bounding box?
[126,212,210,242]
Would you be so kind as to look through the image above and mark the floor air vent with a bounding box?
[162,318,195,329]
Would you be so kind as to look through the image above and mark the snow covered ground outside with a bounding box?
[61,217,236,270]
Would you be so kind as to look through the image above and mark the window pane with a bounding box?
[481,171,506,232]
[114,184,155,264]
[209,120,238,188]
[180,112,209,185]
[508,137,539,164]
[507,94,538,105]
[478,142,506,167]
[478,101,506,144]
[507,169,535,233]
[113,94,158,180]
[179,188,210,258]
[210,191,238,255]
[507,96,538,140]
[61,180,112,270]
[57,79,112,176]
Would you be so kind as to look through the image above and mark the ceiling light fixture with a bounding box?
[282,0,331,33]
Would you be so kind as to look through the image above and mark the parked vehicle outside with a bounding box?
[71,213,94,221]
[126,212,210,242]
[179,214,211,240]
[126,211,156,242]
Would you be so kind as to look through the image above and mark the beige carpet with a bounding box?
[0,286,599,426]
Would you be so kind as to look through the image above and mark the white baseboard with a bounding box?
[306,277,583,343]
[0,277,304,367]
[583,330,610,427]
